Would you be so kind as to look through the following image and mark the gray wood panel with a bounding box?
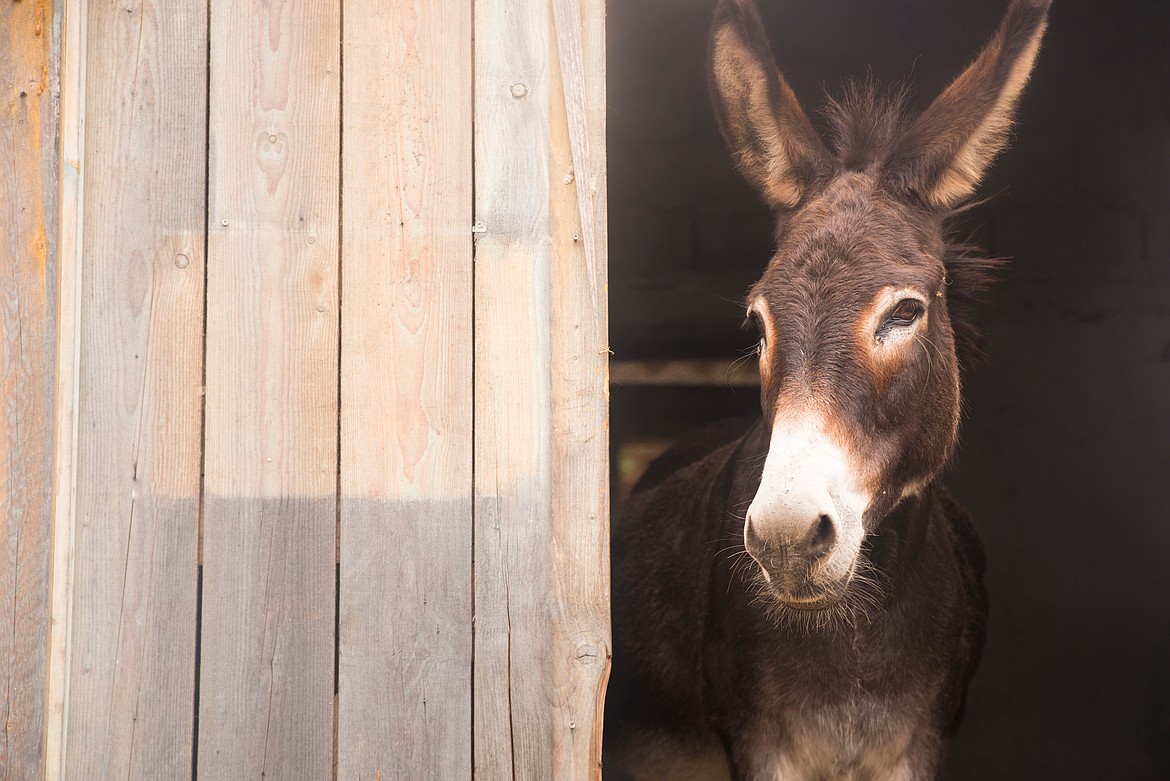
[337,0,474,777]
[474,0,611,776]
[62,0,206,777]
[198,0,339,775]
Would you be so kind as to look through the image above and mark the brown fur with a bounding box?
[607,1,1051,779]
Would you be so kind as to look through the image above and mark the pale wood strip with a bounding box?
[473,0,554,772]
[46,0,86,774]
[547,1,611,775]
[0,2,61,776]
[338,0,473,778]
[474,0,610,777]
[199,0,339,775]
[60,1,206,778]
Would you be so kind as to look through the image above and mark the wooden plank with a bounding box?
[546,2,611,772]
[45,0,85,774]
[473,0,610,777]
[60,0,207,777]
[337,0,473,778]
[199,0,339,776]
[0,1,60,776]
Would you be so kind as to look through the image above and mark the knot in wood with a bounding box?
[573,641,599,665]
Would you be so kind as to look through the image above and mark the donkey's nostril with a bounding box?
[807,513,837,557]
[744,518,763,555]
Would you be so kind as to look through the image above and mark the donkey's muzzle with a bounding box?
[744,511,851,607]
[745,512,837,568]
[745,410,871,606]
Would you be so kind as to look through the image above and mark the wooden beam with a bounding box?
[337,0,474,777]
[58,1,207,777]
[0,1,61,776]
[474,0,610,776]
[198,0,339,775]
[610,358,762,387]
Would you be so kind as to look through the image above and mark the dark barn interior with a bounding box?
[606,0,1170,778]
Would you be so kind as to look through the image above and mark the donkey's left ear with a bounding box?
[891,0,1052,208]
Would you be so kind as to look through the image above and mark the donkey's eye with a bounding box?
[744,311,764,341]
[885,298,925,327]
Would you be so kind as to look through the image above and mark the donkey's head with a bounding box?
[710,0,1050,610]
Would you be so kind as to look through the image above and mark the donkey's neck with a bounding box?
[865,485,941,583]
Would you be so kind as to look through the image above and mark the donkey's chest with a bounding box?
[724,635,941,780]
[763,693,919,780]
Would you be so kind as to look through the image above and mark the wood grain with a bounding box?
[60,1,206,778]
[338,0,474,778]
[547,3,612,774]
[45,0,84,773]
[1,1,59,776]
[199,0,339,775]
[474,0,610,777]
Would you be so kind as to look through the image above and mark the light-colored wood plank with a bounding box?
[473,1,555,771]
[1,2,60,776]
[474,0,610,777]
[46,0,86,774]
[199,0,339,775]
[338,0,473,778]
[547,2,611,773]
[61,1,206,778]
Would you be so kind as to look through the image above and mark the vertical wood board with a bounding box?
[1,1,60,776]
[474,0,610,777]
[547,1,611,775]
[338,0,474,778]
[199,0,339,775]
[473,0,555,772]
[61,0,206,777]
[45,0,85,773]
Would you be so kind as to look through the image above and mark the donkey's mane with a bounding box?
[940,238,1004,367]
[820,80,1006,367]
[821,80,913,173]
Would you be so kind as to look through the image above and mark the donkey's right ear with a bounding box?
[709,0,832,209]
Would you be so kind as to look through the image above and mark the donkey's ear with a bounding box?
[892,0,1052,208]
[709,0,832,209]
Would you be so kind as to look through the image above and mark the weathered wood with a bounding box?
[58,1,205,777]
[547,3,612,773]
[474,0,610,777]
[199,0,339,776]
[45,0,84,774]
[338,0,474,778]
[1,1,60,776]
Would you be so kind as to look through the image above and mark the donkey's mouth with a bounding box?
[759,555,860,611]
[775,590,846,611]
[768,581,850,611]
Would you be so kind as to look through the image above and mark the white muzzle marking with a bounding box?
[745,410,871,589]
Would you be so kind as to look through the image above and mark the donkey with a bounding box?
[605,0,1051,778]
